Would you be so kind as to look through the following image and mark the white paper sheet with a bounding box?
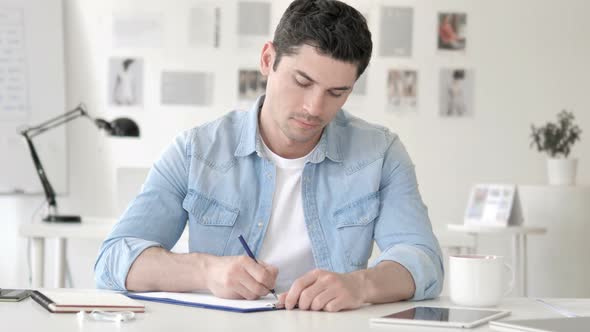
[237,1,270,48]
[379,7,413,57]
[0,8,28,116]
[189,3,220,48]
[112,14,162,48]
[161,71,214,106]
[132,291,278,310]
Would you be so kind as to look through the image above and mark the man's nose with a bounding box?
[303,88,325,116]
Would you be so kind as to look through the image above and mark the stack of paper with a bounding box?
[31,290,145,313]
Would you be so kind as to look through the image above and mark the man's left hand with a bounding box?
[278,269,365,312]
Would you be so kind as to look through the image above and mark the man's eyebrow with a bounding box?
[295,69,352,91]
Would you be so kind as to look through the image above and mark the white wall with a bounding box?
[1,0,589,290]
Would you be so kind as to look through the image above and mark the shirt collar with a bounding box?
[234,94,343,163]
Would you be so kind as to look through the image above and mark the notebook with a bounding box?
[30,290,145,313]
[127,291,281,313]
[489,317,590,332]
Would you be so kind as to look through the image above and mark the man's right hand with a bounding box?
[205,255,278,300]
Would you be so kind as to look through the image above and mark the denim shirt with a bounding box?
[94,95,444,300]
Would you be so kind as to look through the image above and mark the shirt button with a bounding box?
[257,222,263,227]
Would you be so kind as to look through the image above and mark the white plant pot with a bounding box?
[546,158,578,185]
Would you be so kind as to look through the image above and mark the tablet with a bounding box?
[370,306,510,328]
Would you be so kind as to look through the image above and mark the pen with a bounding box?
[237,235,279,301]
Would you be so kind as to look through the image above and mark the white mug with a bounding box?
[449,255,514,307]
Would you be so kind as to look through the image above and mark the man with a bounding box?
[95,0,443,312]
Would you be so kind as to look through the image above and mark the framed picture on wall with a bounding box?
[437,12,467,51]
[108,57,144,107]
[439,68,474,117]
[238,69,267,102]
[386,69,418,113]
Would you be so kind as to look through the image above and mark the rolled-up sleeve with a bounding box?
[369,133,444,300]
[94,131,191,290]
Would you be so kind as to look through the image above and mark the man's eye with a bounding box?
[294,78,311,87]
[328,91,343,97]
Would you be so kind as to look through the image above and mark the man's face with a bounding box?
[259,43,358,146]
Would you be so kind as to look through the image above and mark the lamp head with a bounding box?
[94,118,140,137]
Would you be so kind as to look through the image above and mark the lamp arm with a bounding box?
[22,104,88,138]
[19,104,89,212]
[22,133,58,210]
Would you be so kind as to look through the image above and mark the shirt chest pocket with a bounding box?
[333,192,380,268]
[182,190,239,256]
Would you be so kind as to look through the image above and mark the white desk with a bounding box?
[2,293,588,331]
[19,218,190,288]
[447,224,547,297]
[19,218,116,288]
[517,185,590,297]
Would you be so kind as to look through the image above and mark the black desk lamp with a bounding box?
[20,103,140,223]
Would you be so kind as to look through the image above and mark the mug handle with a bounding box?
[503,263,515,297]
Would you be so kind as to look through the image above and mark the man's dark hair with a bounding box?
[272,0,372,79]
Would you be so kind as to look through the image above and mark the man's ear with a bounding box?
[260,41,275,76]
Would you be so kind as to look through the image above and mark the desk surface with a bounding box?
[2,294,588,332]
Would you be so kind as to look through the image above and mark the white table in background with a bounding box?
[19,218,190,288]
[447,224,547,297]
[19,217,116,288]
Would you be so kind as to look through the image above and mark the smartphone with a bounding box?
[0,289,31,302]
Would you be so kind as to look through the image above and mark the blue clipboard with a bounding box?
[126,292,281,313]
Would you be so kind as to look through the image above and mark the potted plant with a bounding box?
[530,110,582,185]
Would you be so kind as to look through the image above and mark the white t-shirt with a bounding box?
[257,139,316,293]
